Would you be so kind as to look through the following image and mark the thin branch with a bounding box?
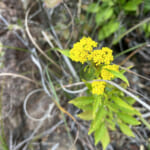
[23,88,54,121]
[119,66,150,81]
[25,5,61,71]
[106,80,150,111]
[0,72,37,84]
[61,79,150,111]
[60,79,87,94]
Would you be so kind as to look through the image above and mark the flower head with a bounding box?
[101,47,114,65]
[92,81,106,95]
[101,64,119,80]
[70,37,98,64]
[89,47,114,65]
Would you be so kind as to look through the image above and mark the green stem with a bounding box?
[45,67,73,143]
[114,42,147,58]
[112,17,150,45]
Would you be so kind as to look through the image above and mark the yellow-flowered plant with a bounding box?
[70,37,120,96]
[62,37,141,150]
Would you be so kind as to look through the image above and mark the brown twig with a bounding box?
[119,47,144,66]
[119,66,150,81]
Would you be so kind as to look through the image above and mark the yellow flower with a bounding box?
[92,81,106,95]
[101,47,114,65]
[89,47,114,65]
[70,37,98,64]
[101,64,119,80]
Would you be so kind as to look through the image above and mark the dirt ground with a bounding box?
[0,0,150,150]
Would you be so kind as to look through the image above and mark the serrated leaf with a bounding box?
[105,69,129,85]
[94,123,105,145]
[77,110,93,120]
[93,95,101,118]
[107,109,116,130]
[111,102,140,115]
[107,119,116,130]
[88,105,106,134]
[95,123,110,149]
[111,96,134,111]
[101,126,110,150]
[118,122,135,137]
[87,3,100,13]
[118,113,141,125]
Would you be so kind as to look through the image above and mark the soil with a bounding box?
[0,0,150,150]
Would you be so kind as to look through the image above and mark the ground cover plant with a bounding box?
[67,37,141,149]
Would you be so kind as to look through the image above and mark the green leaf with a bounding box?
[101,126,110,150]
[93,95,101,118]
[69,96,94,108]
[58,49,70,57]
[87,3,100,13]
[111,102,140,115]
[94,122,110,148]
[95,8,113,25]
[144,0,150,13]
[105,69,129,85]
[77,104,93,111]
[119,0,125,5]
[88,105,106,134]
[118,113,141,125]
[123,0,142,11]
[77,110,93,120]
[98,20,119,40]
[102,0,114,6]
[107,110,116,130]
[108,104,119,113]
[142,23,150,37]
[94,123,110,149]
[107,119,116,130]
[125,96,136,105]
[111,96,134,111]
[118,122,135,137]
[94,123,105,145]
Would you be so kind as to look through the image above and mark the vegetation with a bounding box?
[0,0,150,149]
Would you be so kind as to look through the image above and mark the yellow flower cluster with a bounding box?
[69,37,119,95]
[101,64,119,80]
[92,81,106,95]
[70,37,98,64]
[89,47,113,65]
[70,37,114,66]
